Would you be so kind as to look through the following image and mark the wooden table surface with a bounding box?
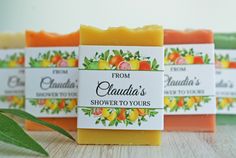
[0,125,236,158]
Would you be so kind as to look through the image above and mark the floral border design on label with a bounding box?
[215,54,236,69]
[217,97,236,111]
[0,96,24,109]
[80,49,160,127]
[82,49,159,71]
[164,48,210,65]
[29,99,77,114]
[29,50,78,68]
[81,108,158,127]
[0,52,24,68]
[164,96,211,112]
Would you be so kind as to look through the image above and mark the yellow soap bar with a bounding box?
[77,25,163,145]
[0,33,25,48]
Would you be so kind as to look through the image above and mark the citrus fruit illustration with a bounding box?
[8,60,17,68]
[229,62,236,68]
[164,97,170,106]
[41,59,51,67]
[187,97,195,108]
[51,55,62,64]
[50,103,57,110]
[184,54,194,64]
[175,57,186,64]
[98,60,110,69]
[168,52,180,62]
[109,55,124,67]
[221,59,230,68]
[38,99,46,105]
[107,111,117,122]
[117,108,126,121]
[67,58,78,67]
[128,109,139,122]
[164,57,169,64]
[67,99,77,110]
[177,97,184,107]
[118,61,131,70]
[139,61,151,70]
[17,97,24,107]
[93,108,103,116]
[137,108,146,116]
[45,99,52,107]
[169,98,176,109]
[17,55,25,65]
[57,59,68,67]
[193,56,204,64]
[193,96,202,103]
[129,59,140,70]
[102,108,110,118]
[58,99,65,109]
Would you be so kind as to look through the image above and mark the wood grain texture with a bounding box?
[0,125,236,158]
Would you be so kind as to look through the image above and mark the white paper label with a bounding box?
[164,44,216,115]
[0,49,25,109]
[215,49,236,114]
[25,47,78,117]
[77,45,164,130]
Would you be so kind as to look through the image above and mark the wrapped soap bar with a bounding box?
[0,33,25,110]
[25,31,79,131]
[164,29,216,132]
[215,33,236,125]
[77,25,164,145]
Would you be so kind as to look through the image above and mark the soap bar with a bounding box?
[164,29,216,132]
[214,33,236,49]
[25,31,79,131]
[215,33,236,125]
[77,25,164,145]
[0,33,25,49]
[0,33,25,110]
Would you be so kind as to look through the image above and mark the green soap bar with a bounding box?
[214,33,236,49]
[217,115,236,125]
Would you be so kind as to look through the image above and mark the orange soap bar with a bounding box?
[164,29,215,132]
[25,31,79,131]
[77,25,164,145]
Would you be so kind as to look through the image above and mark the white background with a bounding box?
[0,0,235,33]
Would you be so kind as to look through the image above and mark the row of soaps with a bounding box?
[0,25,236,146]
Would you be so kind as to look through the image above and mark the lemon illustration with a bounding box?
[8,60,17,68]
[226,98,233,104]
[12,96,19,104]
[102,108,110,118]
[41,59,51,67]
[67,58,78,67]
[129,59,140,70]
[98,60,110,70]
[221,98,229,109]
[67,99,77,111]
[128,109,139,122]
[221,59,230,68]
[45,99,52,107]
[194,96,202,103]
[187,97,195,108]
[17,97,24,107]
[164,57,169,64]
[168,98,176,109]
[107,111,117,121]
[164,97,171,106]
[50,103,57,110]
[184,55,194,64]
